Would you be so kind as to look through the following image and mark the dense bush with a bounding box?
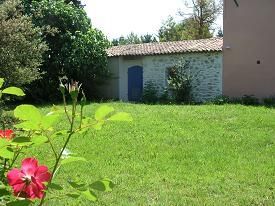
[167,60,196,103]
[208,94,262,106]
[159,88,173,104]
[208,95,230,105]
[22,0,110,102]
[0,111,18,129]
[142,81,159,104]
[263,96,275,107]
[0,0,48,87]
[241,95,259,106]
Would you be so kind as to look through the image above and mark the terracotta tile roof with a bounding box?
[107,37,223,57]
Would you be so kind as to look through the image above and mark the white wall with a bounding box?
[97,57,119,99]
[103,52,222,102]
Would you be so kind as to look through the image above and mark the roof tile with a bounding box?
[107,37,223,57]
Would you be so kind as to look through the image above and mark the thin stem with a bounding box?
[9,148,21,169]
[47,136,58,161]
[39,100,77,206]
[3,159,7,170]
[63,94,72,124]
[0,158,7,180]
[79,105,84,129]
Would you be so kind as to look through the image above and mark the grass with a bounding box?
[25,103,275,205]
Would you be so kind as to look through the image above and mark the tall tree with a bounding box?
[179,0,222,39]
[0,0,48,87]
[112,32,158,46]
[182,16,212,39]
[22,0,110,101]
[126,32,142,44]
[159,0,221,42]
[141,34,157,43]
[158,16,186,42]
[217,28,223,37]
[64,0,82,7]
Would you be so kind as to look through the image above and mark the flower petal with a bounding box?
[7,169,24,186]
[0,129,14,140]
[24,184,36,199]
[12,182,26,195]
[21,158,38,176]
[35,166,51,183]
[26,178,45,199]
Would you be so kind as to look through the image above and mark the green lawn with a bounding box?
[28,103,275,205]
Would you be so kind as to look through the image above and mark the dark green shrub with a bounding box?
[167,60,193,103]
[241,95,259,106]
[209,95,230,105]
[142,81,159,104]
[263,96,275,107]
[159,88,173,104]
[229,97,242,104]
[0,0,48,89]
[0,111,18,129]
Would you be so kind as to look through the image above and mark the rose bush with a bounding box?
[0,78,132,205]
[0,129,14,140]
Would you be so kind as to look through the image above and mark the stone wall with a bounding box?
[142,52,222,102]
[104,52,222,102]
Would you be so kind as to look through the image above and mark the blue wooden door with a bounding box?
[128,66,143,101]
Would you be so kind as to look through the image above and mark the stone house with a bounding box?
[100,37,223,102]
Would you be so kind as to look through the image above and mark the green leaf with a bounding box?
[0,138,9,148]
[7,200,31,206]
[90,178,115,192]
[50,105,65,115]
[61,156,87,166]
[0,78,4,88]
[68,180,86,190]
[14,105,41,122]
[81,190,97,202]
[31,135,48,146]
[108,112,133,122]
[66,192,80,199]
[15,121,40,131]
[0,147,14,159]
[48,183,63,191]
[40,114,60,130]
[2,87,25,96]
[11,137,32,146]
[95,106,114,121]
[51,130,70,139]
[0,188,10,196]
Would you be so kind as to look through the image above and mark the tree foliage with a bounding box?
[112,32,157,46]
[179,0,222,39]
[0,0,48,87]
[158,16,186,42]
[159,0,222,42]
[141,34,158,43]
[22,0,110,101]
[64,0,83,7]
[217,28,223,37]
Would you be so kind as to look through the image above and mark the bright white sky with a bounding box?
[82,0,223,40]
